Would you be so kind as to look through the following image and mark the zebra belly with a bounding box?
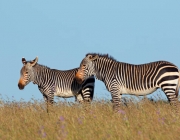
[121,87,157,96]
[54,88,77,98]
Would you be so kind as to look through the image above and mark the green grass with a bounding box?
[0,97,180,140]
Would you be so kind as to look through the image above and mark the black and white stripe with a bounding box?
[75,53,180,112]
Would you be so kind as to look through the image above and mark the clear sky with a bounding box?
[0,1,180,102]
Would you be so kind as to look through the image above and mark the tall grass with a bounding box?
[0,96,180,140]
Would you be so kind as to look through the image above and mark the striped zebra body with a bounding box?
[113,61,179,96]
[18,57,95,112]
[75,53,180,112]
[36,68,95,101]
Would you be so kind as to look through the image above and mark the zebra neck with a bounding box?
[32,64,50,87]
[94,58,115,82]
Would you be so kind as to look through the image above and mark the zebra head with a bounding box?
[75,54,98,84]
[18,57,38,90]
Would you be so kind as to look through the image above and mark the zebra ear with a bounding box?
[89,55,98,61]
[30,57,38,66]
[22,57,27,65]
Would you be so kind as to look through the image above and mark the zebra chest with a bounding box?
[54,87,79,98]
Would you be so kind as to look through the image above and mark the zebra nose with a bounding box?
[18,83,24,90]
[18,79,25,90]
[75,73,83,84]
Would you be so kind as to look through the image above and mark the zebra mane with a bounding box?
[33,63,50,69]
[86,53,116,61]
[25,60,51,69]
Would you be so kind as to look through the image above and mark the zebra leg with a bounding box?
[46,93,54,113]
[110,94,122,103]
[81,87,94,103]
[43,93,54,113]
[79,89,92,111]
[42,94,49,113]
[162,86,179,113]
[39,86,54,113]
[75,94,84,103]
[172,87,179,113]
[111,91,122,112]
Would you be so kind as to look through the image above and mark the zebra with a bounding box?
[18,57,95,112]
[75,53,180,112]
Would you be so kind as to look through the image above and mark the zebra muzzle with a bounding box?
[75,73,83,84]
[18,79,25,90]
[18,83,24,90]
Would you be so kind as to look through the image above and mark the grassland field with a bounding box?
[0,95,180,140]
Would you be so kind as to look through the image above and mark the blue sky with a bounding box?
[0,1,180,102]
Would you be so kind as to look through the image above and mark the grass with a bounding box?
[0,96,180,140]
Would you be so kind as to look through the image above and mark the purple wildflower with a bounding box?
[57,116,68,139]
[59,116,65,121]
[158,118,165,124]
[60,124,68,138]
[138,131,142,135]
[118,109,125,115]
[156,110,160,115]
[61,124,65,129]
[107,133,110,138]
[42,132,46,138]
[90,110,94,114]
[78,118,83,124]
[38,126,46,138]
[77,116,85,124]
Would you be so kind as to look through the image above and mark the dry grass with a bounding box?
[0,96,180,140]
